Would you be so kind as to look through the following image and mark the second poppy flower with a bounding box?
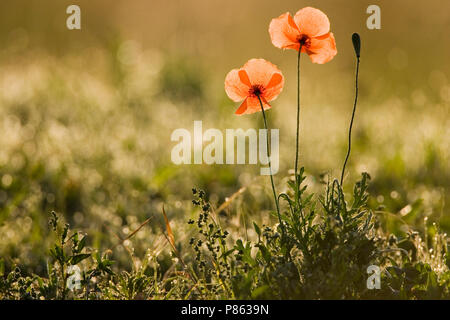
[269,7,337,64]
[224,59,284,115]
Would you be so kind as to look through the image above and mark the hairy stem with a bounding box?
[340,56,360,186]
[256,95,283,233]
[295,45,303,183]
[294,44,302,209]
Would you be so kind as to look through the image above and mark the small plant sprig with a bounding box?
[278,167,317,258]
[48,211,113,299]
[189,188,234,298]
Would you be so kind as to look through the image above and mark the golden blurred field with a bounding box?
[0,0,449,273]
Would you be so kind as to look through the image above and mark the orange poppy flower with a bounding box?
[269,7,337,64]
[224,59,284,115]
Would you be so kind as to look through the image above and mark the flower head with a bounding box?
[269,7,337,64]
[224,59,284,115]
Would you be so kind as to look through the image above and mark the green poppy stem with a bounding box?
[256,95,283,233]
[294,44,302,208]
[340,56,360,186]
[295,45,303,185]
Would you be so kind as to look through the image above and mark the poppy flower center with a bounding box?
[297,34,311,48]
[249,85,265,97]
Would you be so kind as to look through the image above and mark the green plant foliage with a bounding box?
[3,173,448,300]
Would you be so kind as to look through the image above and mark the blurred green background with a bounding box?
[0,0,448,273]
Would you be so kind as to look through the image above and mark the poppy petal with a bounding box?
[294,7,330,38]
[225,69,250,102]
[269,12,300,50]
[264,73,284,101]
[266,73,283,88]
[244,96,271,115]
[307,32,337,64]
[238,69,252,87]
[261,96,271,107]
[242,59,281,87]
[235,98,249,115]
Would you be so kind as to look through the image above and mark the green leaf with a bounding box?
[0,258,4,277]
[70,254,91,265]
[62,224,69,245]
[219,248,235,260]
[253,222,261,237]
[77,236,87,253]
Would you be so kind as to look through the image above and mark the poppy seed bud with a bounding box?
[352,33,361,58]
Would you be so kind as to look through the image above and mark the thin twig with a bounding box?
[109,216,154,251]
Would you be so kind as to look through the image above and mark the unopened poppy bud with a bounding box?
[352,33,361,58]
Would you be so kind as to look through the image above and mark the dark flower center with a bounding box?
[249,84,264,97]
[298,34,311,48]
